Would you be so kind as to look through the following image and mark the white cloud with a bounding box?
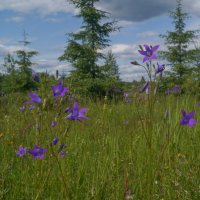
[0,0,75,15]
[6,16,24,22]
[138,31,159,38]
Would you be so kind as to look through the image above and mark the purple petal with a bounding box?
[150,54,157,60]
[188,119,198,128]
[143,56,149,62]
[151,45,160,52]
[138,50,147,56]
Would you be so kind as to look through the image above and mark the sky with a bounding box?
[0,0,200,82]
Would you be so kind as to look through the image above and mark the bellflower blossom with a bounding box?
[20,106,25,111]
[28,145,46,159]
[51,82,69,97]
[180,110,198,128]
[156,63,165,74]
[16,146,27,157]
[141,81,149,92]
[32,70,40,83]
[50,137,59,145]
[51,121,57,127]
[138,45,159,62]
[66,102,88,121]
[25,92,42,104]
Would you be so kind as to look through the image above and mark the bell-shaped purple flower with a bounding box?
[138,45,159,62]
[25,92,42,104]
[16,146,27,157]
[66,102,88,121]
[20,106,25,111]
[32,70,40,83]
[180,110,198,128]
[29,105,35,110]
[28,145,46,159]
[50,137,59,145]
[51,121,57,127]
[141,81,149,92]
[51,82,69,97]
[156,63,165,74]
[60,151,66,157]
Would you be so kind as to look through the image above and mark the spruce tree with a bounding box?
[59,0,118,79]
[15,31,38,90]
[102,50,120,80]
[3,53,15,73]
[160,0,199,80]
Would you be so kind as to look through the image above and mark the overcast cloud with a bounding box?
[0,0,200,21]
[99,0,200,22]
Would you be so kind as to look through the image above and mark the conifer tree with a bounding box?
[160,0,199,79]
[15,31,38,90]
[59,0,118,79]
[103,50,120,80]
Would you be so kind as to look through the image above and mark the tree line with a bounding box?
[0,0,200,96]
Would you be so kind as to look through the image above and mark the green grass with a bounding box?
[1,93,200,199]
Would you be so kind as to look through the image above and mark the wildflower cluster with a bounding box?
[130,44,198,128]
[16,81,88,159]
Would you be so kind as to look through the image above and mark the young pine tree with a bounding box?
[160,0,199,81]
[102,50,120,80]
[59,0,118,79]
[15,31,38,91]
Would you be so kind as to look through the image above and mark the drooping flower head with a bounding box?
[50,137,59,145]
[59,142,66,151]
[51,82,69,97]
[31,70,40,83]
[60,151,66,157]
[165,89,171,94]
[19,106,25,111]
[29,105,35,110]
[138,45,159,62]
[173,85,181,94]
[124,93,129,98]
[25,92,42,104]
[140,81,149,92]
[28,145,46,159]
[156,63,165,74]
[16,146,27,157]
[51,121,57,127]
[66,102,88,121]
[180,110,198,128]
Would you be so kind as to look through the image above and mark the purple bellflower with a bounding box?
[29,105,35,110]
[32,70,40,82]
[141,81,149,92]
[59,142,66,151]
[165,89,171,94]
[138,45,159,62]
[180,110,198,128]
[156,63,165,74]
[25,92,42,104]
[28,145,46,159]
[20,106,25,111]
[50,138,59,145]
[66,102,88,121]
[16,146,27,157]
[51,121,57,127]
[60,151,66,157]
[64,107,71,113]
[51,82,69,97]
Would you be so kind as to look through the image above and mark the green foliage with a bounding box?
[1,93,200,199]
[101,50,120,80]
[1,32,39,94]
[59,0,118,79]
[64,74,123,99]
[160,0,199,81]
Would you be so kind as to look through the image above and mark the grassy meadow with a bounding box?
[1,91,200,200]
